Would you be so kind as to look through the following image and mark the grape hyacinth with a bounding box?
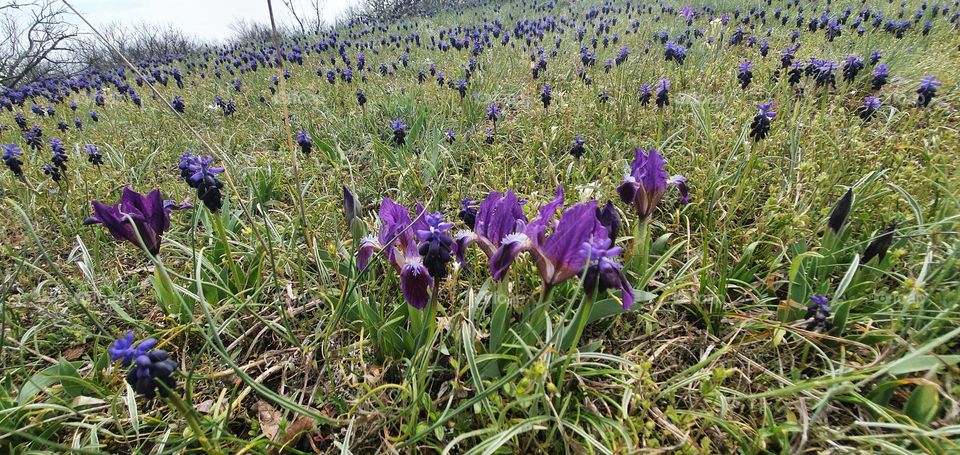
[655,78,670,107]
[109,333,177,398]
[569,135,586,158]
[391,119,407,145]
[296,129,312,155]
[50,138,68,170]
[858,96,881,121]
[749,101,776,141]
[803,295,833,331]
[737,61,754,89]
[2,143,24,177]
[85,144,103,166]
[916,76,941,107]
[871,64,889,90]
[540,84,552,108]
[184,154,225,212]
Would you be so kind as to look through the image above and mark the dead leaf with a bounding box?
[270,416,315,454]
[63,346,85,361]
[252,400,281,441]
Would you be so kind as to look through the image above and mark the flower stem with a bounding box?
[165,392,221,455]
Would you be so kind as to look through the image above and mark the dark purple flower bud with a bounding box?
[2,143,24,177]
[540,84,552,108]
[842,55,864,82]
[83,187,190,255]
[343,185,360,225]
[171,96,185,113]
[457,197,478,230]
[484,127,494,144]
[580,237,633,308]
[486,103,501,122]
[74,118,83,130]
[598,90,609,103]
[570,135,586,158]
[417,212,455,279]
[14,113,27,130]
[803,295,833,331]
[24,124,42,150]
[828,189,853,233]
[595,201,621,242]
[863,223,896,263]
[90,111,99,122]
[57,121,68,132]
[356,90,367,108]
[50,138,68,170]
[638,84,652,105]
[43,164,61,182]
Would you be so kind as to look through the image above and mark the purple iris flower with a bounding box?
[916,76,941,107]
[455,190,527,266]
[83,187,191,256]
[356,199,437,309]
[580,237,634,309]
[617,148,688,220]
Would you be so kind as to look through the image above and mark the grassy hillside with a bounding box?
[1,0,958,452]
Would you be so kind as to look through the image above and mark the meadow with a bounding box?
[1,0,959,452]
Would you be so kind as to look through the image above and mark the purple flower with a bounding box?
[185,155,225,212]
[90,111,99,122]
[487,102,501,122]
[455,190,527,266]
[108,332,157,367]
[85,144,103,165]
[655,78,671,107]
[916,76,941,107]
[2,143,24,177]
[749,101,777,141]
[343,185,360,225]
[356,199,435,308]
[171,96,185,113]
[83,187,191,255]
[664,41,687,64]
[490,186,607,287]
[737,61,754,89]
[540,84,552,108]
[858,96,881,121]
[23,124,42,150]
[50,138,68,170]
[804,295,833,331]
[580,237,634,308]
[842,55,864,82]
[416,211,455,280]
[871,64,889,90]
[391,119,407,145]
[445,128,455,144]
[296,129,312,154]
[570,135,586,158]
[617,148,688,219]
[638,84,652,105]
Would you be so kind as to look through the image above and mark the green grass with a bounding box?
[1,0,959,453]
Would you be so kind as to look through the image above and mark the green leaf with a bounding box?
[904,383,939,424]
[887,355,960,376]
[18,360,82,405]
[586,292,655,324]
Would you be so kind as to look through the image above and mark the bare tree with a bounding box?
[307,0,326,34]
[281,0,306,36]
[0,0,79,87]
[229,18,274,44]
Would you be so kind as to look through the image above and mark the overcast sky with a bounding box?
[67,0,361,42]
